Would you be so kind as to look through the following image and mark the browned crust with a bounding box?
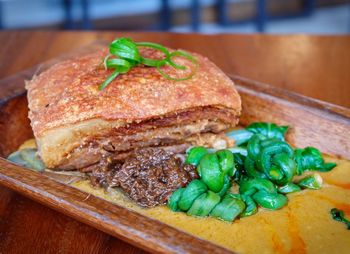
[26,47,241,138]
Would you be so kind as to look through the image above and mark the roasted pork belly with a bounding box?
[26,47,241,169]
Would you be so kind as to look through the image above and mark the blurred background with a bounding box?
[0,0,348,34]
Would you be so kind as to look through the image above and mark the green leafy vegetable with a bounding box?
[297,173,323,190]
[294,147,336,175]
[239,178,287,211]
[258,141,295,185]
[246,122,289,141]
[239,178,277,195]
[245,135,296,185]
[226,129,253,146]
[7,148,45,172]
[210,194,246,222]
[240,195,258,217]
[167,121,337,224]
[252,191,288,210]
[216,175,232,197]
[331,208,350,230]
[185,146,208,166]
[167,188,185,211]
[199,153,225,192]
[278,183,301,194]
[178,180,207,211]
[187,191,221,217]
[232,153,248,182]
[216,149,235,176]
[226,122,289,145]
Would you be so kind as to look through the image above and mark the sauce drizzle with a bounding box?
[286,205,306,254]
[325,179,350,190]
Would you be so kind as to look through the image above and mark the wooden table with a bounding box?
[0,31,349,253]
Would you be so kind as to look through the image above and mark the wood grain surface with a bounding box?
[0,31,349,254]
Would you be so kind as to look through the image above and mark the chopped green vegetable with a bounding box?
[216,175,232,197]
[227,147,248,157]
[244,135,297,186]
[167,188,185,211]
[199,154,225,192]
[331,208,350,230]
[226,129,253,145]
[240,195,258,217]
[244,156,266,179]
[232,153,247,182]
[210,194,246,222]
[298,173,323,190]
[185,146,208,166]
[7,148,45,172]
[226,122,288,145]
[239,178,277,195]
[246,122,289,141]
[167,122,337,224]
[216,149,235,176]
[252,191,288,210]
[178,180,207,211]
[240,178,287,211]
[258,141,295,185]
[187,191,221,217]
[294,147,336,175]
[20,148,45,171]
[278,183,301,194]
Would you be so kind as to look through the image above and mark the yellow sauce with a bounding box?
[18,139,350,253]
[71,156,350,254]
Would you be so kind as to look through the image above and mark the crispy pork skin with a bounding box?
[26,47,241,169]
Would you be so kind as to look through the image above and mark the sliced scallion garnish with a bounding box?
[99,37,198,90]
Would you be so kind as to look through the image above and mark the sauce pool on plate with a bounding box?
[72,156,350,254]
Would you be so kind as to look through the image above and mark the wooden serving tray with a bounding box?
[0,47,349,254]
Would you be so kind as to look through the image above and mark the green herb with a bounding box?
[99,37,198,90]
[330,208,350,230]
